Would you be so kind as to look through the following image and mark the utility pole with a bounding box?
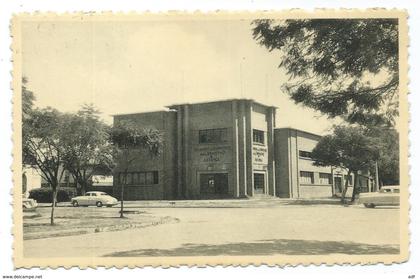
[375,161,380,191]
[331,167,335,197]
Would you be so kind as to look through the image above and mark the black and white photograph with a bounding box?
[10,11,409,268]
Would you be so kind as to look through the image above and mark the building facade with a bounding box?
[113,99,276,200]
[274,128,335,198]
[113,99,373,200]
[274,128,374,199]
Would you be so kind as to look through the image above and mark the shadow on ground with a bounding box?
[104,239,399,257]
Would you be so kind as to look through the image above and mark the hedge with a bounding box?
[28,188,75,203]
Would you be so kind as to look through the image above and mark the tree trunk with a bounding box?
[351,172,359,202]
[341,171,351,204]
[120,170,126,218]
[50,187,57,225]
[120,184,125,218]
[80,181,87,195]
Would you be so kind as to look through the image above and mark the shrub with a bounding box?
[28,188,75,203]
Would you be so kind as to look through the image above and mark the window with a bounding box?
[380,188,392,193]
[199,128,228,144]
[300,171,314,184]
[146,172,154,184]
[63,171,70,183]
[299,150,312,159]
[132,173,139,184]
[126,173,132,184]
[345,175,353,185]
[139,172,146,184]
[319,173,332,185]
[153,171,159,184]
[118,171,159,185]
[253,129,265,144]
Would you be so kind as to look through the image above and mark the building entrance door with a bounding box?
[253,173,265,195]
[200,173,228,198]
[334,176,343,194]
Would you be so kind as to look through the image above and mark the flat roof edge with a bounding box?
[167,98,278,109]
[275,127,323,138]
[112,109,174,117]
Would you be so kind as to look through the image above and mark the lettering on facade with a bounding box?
[253,146,267,164]
[199,150,226,162]
[194,146,231,164]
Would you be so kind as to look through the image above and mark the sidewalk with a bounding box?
[42,197,343,208]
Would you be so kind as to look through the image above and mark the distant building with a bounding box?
[41,166,113,195]
[22,166,42,198]
[113,99,373,200]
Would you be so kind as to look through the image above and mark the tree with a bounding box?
[311,125,380,203]
[365,127,399,186]
[252,19,399,126]
[22,107,67,225]
[110,120,162,218]
[22,77,35,121]
[61,104,113,195]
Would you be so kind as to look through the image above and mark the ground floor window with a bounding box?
[345,175,353,185]
[300,171,314,184]
[118,171,158,185]
[319,173,332,185]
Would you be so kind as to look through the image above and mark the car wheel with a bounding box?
[72,201,79,207]
[364,203,375,208]
[96,201,103,207]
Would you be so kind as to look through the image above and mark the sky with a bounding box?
[21,18,337,135]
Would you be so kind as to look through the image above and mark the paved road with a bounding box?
[23,204,400,257]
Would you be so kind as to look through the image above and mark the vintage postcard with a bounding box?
[12,10,409,268]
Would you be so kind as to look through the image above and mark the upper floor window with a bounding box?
[253,129,265,144]
[299,150,312,159]
[199,128,227,144]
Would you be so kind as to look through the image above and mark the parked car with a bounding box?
[358,185,400,208]
[71,191,118,207]
[22,195,38,211]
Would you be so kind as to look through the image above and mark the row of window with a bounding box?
[198,128,266,144]
[300,171,333,185]
[300,171,354,185]
[199,128,228,144]
[118,171,159,185]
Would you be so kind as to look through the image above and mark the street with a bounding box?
[23,203,400,257]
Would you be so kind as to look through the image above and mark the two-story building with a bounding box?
[113,99,373,200]
[113,99,276,200]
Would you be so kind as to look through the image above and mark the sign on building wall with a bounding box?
[252,146,268,165]
[193,146,232,165]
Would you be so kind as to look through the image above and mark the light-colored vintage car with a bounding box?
[71,191,118,207]
[358,185,400,208]
[22,196,38,211]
